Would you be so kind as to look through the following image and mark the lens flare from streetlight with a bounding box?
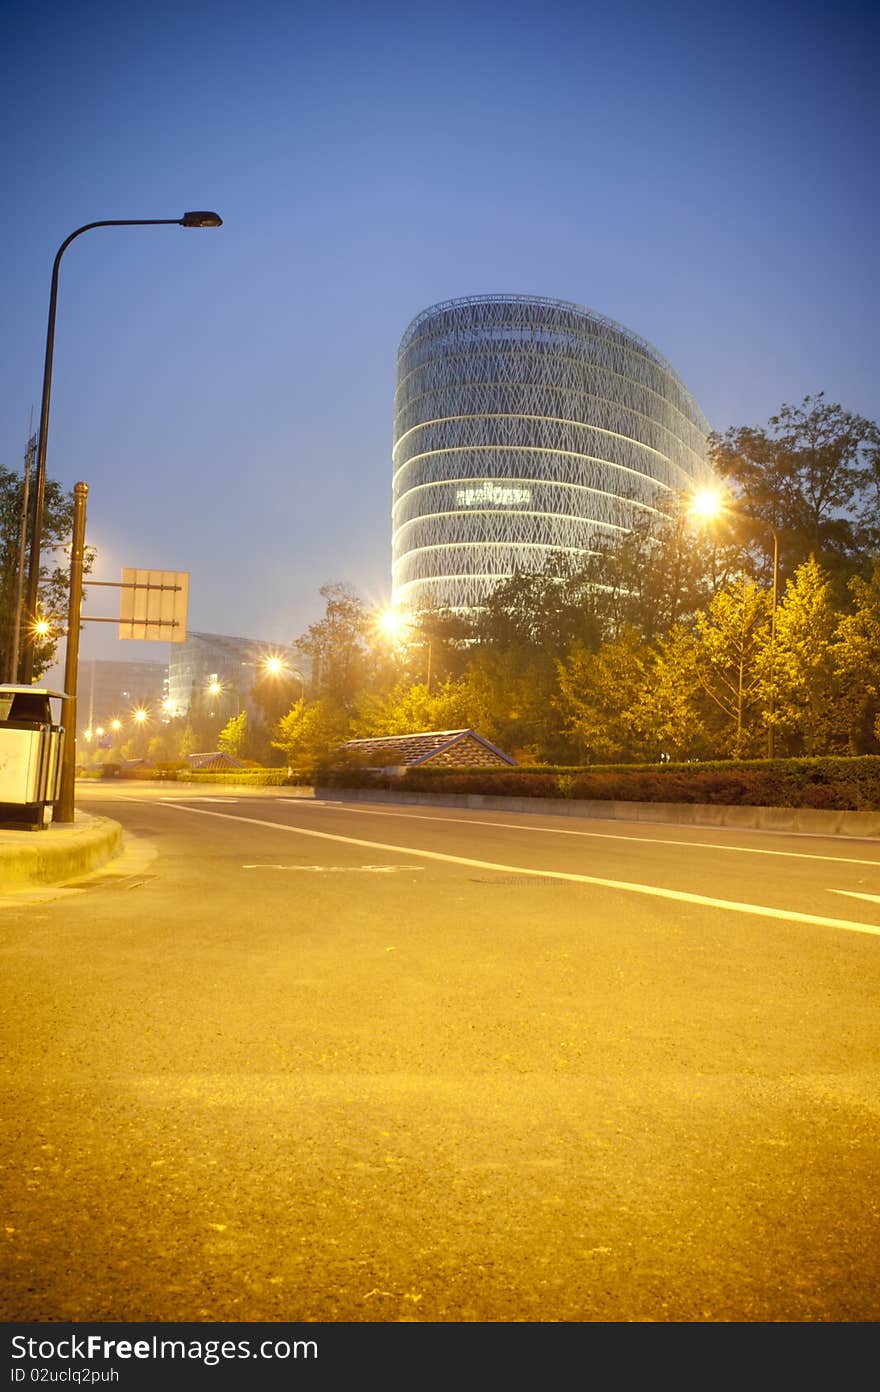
[263,655,285,677]
[33,617,52,638]
[133,708,148,724]
[376,607,410,642]
[110,719,122,733]
[688,486,727,522]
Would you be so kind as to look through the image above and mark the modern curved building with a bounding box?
[392,294,714,613]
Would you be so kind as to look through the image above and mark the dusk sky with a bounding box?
[4,0,877,672]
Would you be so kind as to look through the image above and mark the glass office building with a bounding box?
[392,294,714,612]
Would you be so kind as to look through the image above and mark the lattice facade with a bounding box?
[392,294,714,612]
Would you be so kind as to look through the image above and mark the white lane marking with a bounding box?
[282,802,880,868]
[242,864,422,874]
[158,796,240,804]
[159,802,880,937]
[828,890,880,904]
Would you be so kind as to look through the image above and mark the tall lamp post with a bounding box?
[688,487,780,758]
[20,211,223,684]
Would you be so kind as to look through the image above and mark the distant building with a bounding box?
[78,658,168,737]
[167,631,306,720]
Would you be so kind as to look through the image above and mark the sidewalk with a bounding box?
[0,811,123,892]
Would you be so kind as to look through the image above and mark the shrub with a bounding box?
[319,756,880,811]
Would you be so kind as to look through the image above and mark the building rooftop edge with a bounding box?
[397,293,709,432]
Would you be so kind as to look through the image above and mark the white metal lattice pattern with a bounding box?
[391,295,714,613]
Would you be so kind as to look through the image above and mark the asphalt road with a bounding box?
[2,784,879,1323]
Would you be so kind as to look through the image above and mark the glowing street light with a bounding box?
[687,486,728,524]
[20,210,223,683]
[133,708,148,725]
[258,654,306,704]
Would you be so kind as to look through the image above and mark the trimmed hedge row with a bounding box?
[320,756,880,811]
[78,766,290,786]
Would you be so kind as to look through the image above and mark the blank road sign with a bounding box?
[119,569,189,641]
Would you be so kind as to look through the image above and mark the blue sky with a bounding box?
[4,0,877,667]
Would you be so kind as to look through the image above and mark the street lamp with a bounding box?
[260,654,306,703]
[20,211,223,684]
[687,486,780,758]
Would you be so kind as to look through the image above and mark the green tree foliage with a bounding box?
[178,722,199,758]
[640,627,707,761]
[584,502,736,642]
[218,710,248,757]
[471,564,604,654]
[295,583,378,711]
[770,557,842,755]
[557,628,654,762]
[834,565,880,754]
[271,698,351,775]
[0,464,78,679]
[710,393,880,590]
[693,580,772,758]
[352,678,471,739]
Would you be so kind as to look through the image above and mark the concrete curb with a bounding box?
[315,787,880,838]
[0,813,124,890]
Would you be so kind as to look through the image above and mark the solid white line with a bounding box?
[280,801,880,868]
[159,801,880,937]
[828,890,880,904]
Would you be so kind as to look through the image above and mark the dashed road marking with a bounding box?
[242,864,423,873]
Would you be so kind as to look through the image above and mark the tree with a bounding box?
[295,584,377,711]
[218,710,248,757]
[832,565,880,754]
[271,698,351,776]
[352,678,471,740]
[692,579,772,758]
[0,464,79,679]
[710,394,880,590]
[638,626,707,761]
[178,722,199,758]
[770,557,842,755]
[556,628,654,763]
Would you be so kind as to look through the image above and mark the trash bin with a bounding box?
[0,686,66,830]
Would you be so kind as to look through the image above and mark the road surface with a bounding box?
[2,784,879,1322]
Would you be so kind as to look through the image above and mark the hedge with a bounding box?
[79,766,291,786]
[319,756,880,811]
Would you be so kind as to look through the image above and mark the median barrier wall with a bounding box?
[315,786,880,838]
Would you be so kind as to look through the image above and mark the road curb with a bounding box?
[0,813,124,890]
[315,787,880,838]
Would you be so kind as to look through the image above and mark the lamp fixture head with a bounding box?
[180,210,223,228]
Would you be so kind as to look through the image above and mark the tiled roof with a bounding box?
[186,751,247,771]
[337,729,516,768]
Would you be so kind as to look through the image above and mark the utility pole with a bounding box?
[56,482,88,823]
[10,431,36,681]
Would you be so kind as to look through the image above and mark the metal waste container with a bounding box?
[0,686,66,830]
